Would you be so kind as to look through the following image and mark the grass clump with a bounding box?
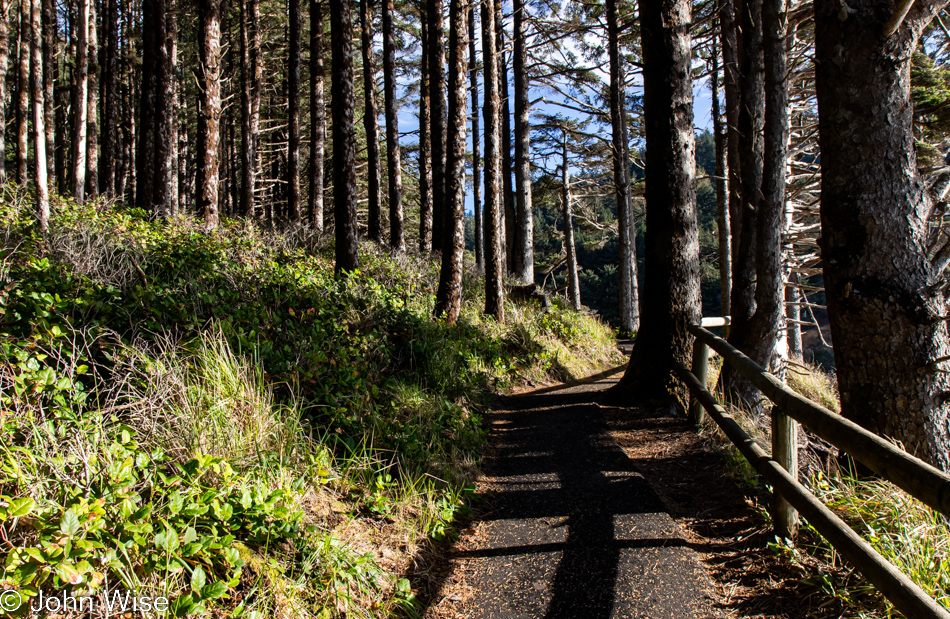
[0,188,621,616]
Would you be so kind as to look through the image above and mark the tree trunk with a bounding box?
[562,132,580,311]
[512,0,533,284]
[71,0,89,202]
[160,0,177,215]
[815,0,950,469]
[469,4,482,271]
[331,0,358,271]
[498,6,514,272]
[608,0,639,334]
[137,0,160,212]
[31,0,47,231]
[727,0,764,349]
[611,0,699,401]
[17,0,29,186]
[434,0,467,324]
[100,0,117,196]
[360,0,381,240]
[382,0,402,250]
[239,0,261,218]
[85,0,98,198]
[744,0,789,376]
[288,0,301,222]
[427,0,446,251]
[0,0,10,185]
[482,0,503,321]
[418,6,433,251]
[198,0,221,229]
[787,273,803,359]
[41,0,52,182]
[309,0,325,229]
[711,26,731,318]
[720,0,741,286]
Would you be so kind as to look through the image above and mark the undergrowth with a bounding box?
[0,188,622,617]
[702,356,949,618]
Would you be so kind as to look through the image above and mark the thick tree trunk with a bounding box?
[434,0,467,324]
[287,0,301,222]
[562,132,580,311]
[309,0,325,229]
[608,0,639,334]
[85,0,98,198]
[815,0,950,469]
[418,8,433,251]
[71,0,89,202]
[469,5,482,271]
[787,273,803,359]
[482,0,504,321]
[100,0,117,195]
[427,0,446,251]
[612,0,699,400]
[331,0,359,271]
[512,0,533,284]
[727,0,764,348]
[711,27,731,318]
[744,0,789,376]
[31,0,47,231]
[360,0,381,240]
[198,0,221,229]
[382,0,403,250]
[17,0,29,186]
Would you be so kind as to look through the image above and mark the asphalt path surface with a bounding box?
[456,368,720,618]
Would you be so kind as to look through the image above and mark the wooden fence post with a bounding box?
[688,338,708,426]
[773,410,799,541]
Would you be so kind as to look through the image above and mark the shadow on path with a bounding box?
[417,371,718,619]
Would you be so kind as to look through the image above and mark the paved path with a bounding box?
[447,368,720,618]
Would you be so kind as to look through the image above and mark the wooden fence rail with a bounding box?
[679,318,950,619]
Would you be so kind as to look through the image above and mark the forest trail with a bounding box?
[419,367,724,618]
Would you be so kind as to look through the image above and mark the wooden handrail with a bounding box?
[687,322,950,519]
[674,359,950,619]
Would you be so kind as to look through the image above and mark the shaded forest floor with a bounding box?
[407,361,882,619]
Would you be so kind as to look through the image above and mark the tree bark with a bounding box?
[498,4,514,272]
[562,131,580,310]
[31,0,47,232]
[611,0,699,400]
[288,0,301,222]
[198,0,221,229]
[727,0,764,350]
[815,0,950,469]
[137,0,161,212]
[482,0,504,321]
[309,0,325,229]
[744,0,789,376]
[434,0,467,324]
[331,0,359,271]
[71,0,89,202]
[239,0,261,218]
[41,0,51,182]
[711,26,731,318]
[17,0,29,186]
[608,0,639,334]
[512,0,533,284]
[0,0,11,185]
[360,0,381,240]
[469,4,482,271]
[418,6,433,251]
[720,0,741,287]
[100,0,117,196]
[382,0,403,250]
[427,0,446,251]
[160,0,177,215]
[85,0,98,198]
